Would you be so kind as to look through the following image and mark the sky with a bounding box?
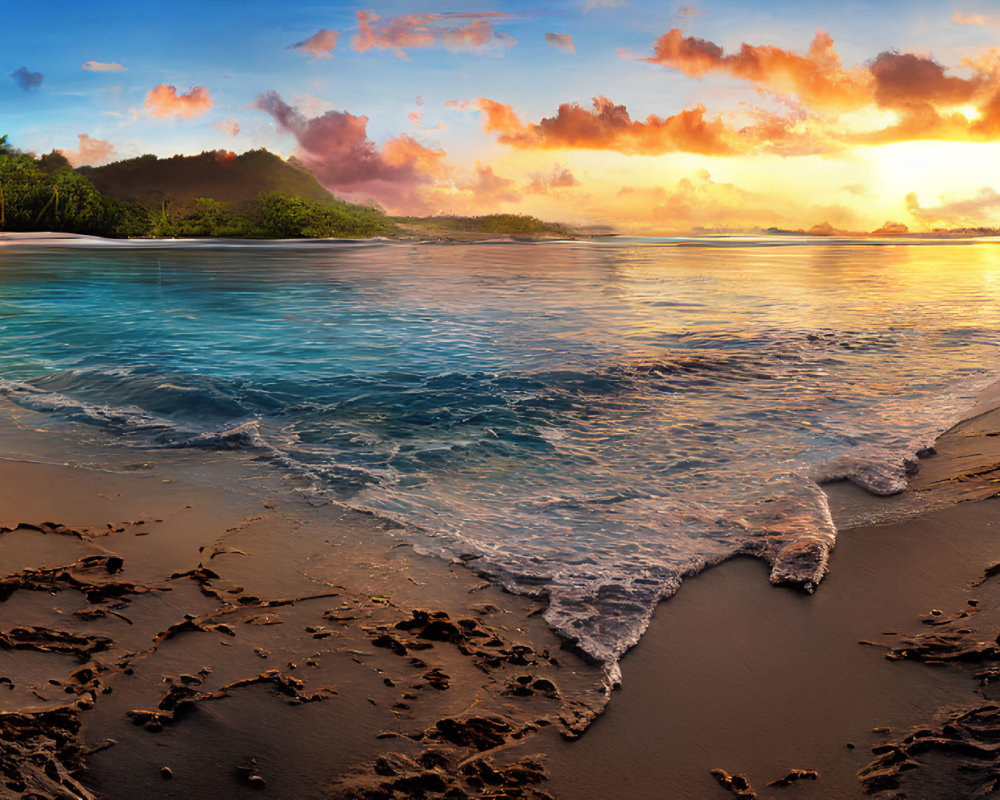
[4,1,1000,233]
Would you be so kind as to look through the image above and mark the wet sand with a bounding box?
[0,411,606,799]
[547,404,1000,799]
[4,399,1000,798]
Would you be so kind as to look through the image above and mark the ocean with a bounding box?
[2,236,998,679]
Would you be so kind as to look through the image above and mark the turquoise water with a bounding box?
[1,238,998,672]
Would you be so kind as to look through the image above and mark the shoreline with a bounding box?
[546,402,1000,798]
[6,230,1000,249]
[2,362,1000,797]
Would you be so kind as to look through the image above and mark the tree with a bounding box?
[38,150,72,176]
[0,152,49,230]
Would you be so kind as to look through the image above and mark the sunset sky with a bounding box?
[4,1,1000,233]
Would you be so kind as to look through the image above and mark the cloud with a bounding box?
[641,29,872,112]
[868,51,983,110]
[612,170,778,231]
[458,162,521,204]
[292,93,335,118]
[288,28,340,59]
[677,6,705,16]
[583,0,626,11]
[526,165,580,194]
[82,60,126,73]
[351,11,516,57]
[407,107,447,132]
[638,27,1000,146]
[871,221,909,235]
[145,84,213,118]
[644,29,995,117]
[11,67,43,92]
[456,95,736,155]
[213,118,240,136]
[58,133,117,167]
[954,10,988,25]
[253,90,449,213]
[906,187,1000,226]
[545,33,576,54]
[839,183,873,197]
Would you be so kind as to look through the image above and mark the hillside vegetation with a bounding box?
[0,135,573,241]
[80,149,335,211]
[391,214,573,239]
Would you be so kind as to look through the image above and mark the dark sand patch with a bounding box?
[0,449,606,800]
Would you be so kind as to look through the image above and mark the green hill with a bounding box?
[79,149,335,214]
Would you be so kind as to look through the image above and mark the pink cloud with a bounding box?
[288,28,340,59]
[82,60,126,73]
[351,11,516,58]
[545,33,576,54]
[58,133,117,167]
[145,84,213,118]
[526,165,580,194]
[213,118,240,136]
[459,162,521,204]
[253,90,449,213]
[906,187,1000,226]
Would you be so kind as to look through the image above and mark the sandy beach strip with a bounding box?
[3,398,1000,798]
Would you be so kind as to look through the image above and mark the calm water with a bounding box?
[1,237,998,674]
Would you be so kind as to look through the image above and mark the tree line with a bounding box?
[0,135,392,239]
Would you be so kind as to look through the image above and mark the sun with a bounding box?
[958,105,981,122]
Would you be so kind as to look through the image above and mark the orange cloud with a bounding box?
[545,33,576,54]
[58,133,117,167]
[638,27,1000,147]
[871,221,909,235]
[460,95,736,155]
[288,29,340,59]
[351,11,516,57]
[253,91,449,214]
[407,109,447,132]
[641,28,872,112]
[954,10,988,25]
[145,84,213,118]
[213,119,240,136]
[906,187,1000,226]
[611,170,778,231]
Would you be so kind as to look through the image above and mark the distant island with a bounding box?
[0,135,573,241]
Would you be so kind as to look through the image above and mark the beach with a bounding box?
[2,374,999,799]
[0,398,609,799]
[3,236,1000,799]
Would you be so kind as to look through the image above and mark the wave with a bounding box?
[0,348,992,686]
